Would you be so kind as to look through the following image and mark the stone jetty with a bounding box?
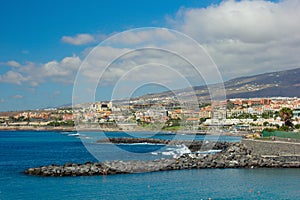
[25,142,300,177]
[96,137,231,152]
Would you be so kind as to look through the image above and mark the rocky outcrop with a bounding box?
[25,143,300,176]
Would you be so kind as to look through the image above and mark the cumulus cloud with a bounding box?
[73,0,300,101]
[0,56,81,86]
[6,60,21,67]
[169,0,300,79]
[73,27,225,104]
[76,0,300,90]
[32,56,81,84]
[0,71,27,84]
[61,34,95,45]
[40,56,81,77]
[2,0,300,94]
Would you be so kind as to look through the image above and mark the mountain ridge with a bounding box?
[137,67,300,101]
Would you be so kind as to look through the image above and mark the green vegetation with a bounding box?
[199,103,210,108]
[165,118,181,127]
[279,107,294,127]
[48,120,74,127]
[226,101,235,110]
[295,124,300,129]
[273,111,280,119]
[262,128,276,132]
[263,121,269,126]
[199,118,208,124]
[162,125,182,131]
[229,113,258,121]
[161,118,183,130]
[9,116,30,122]
[262,110,274,119]
[262,130,300,139]
[136,119,145,126]
[278,125,291,131]
[263,124,294,132]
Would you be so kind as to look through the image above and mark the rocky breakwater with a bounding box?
[25,142,300,176]
[96,137,231,152]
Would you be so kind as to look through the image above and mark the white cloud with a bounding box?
[109,28,178,46]
[6,60,21,67]
[171,0,300,43]
[61,34,95,45]
[0,56,81,86]
[0,71,27,84]
[39,56,81,84]
[33,56,81,84]
[12,95,23,99]
[3,0,300,94]
[168,0,300,79]
[73,0,300,101]
[75,28,221,94]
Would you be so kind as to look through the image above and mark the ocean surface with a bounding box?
[0,131,299,200]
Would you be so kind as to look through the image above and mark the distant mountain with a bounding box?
[137,67,300,101]
[223,67,300,98]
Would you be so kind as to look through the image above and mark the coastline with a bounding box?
[0,126,76,132]
[0,125,249,137]
[1,128,295,176]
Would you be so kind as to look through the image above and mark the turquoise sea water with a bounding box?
[0,131,299,200]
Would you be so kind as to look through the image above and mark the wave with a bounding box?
[78,136,92,139]
[150,144,191,158]
[174,144,191,155]
[67,133,81,136]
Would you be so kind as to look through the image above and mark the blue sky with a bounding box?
[0,0,299,111]
[0,0,220,62]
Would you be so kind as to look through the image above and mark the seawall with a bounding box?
[97,137,231,152]
[242,139,300,156]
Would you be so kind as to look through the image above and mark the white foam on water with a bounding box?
[174,144,191,155]
[152,144,192,158]
[77,136,91,139]
[162,151,176,156]
[67,133,80,136]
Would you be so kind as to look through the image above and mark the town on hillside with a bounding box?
[1,97,300,134]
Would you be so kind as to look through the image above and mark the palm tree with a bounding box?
[279,107,294,128]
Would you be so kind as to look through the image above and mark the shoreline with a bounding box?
[0,125,248,136]
[0,126,76,132]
